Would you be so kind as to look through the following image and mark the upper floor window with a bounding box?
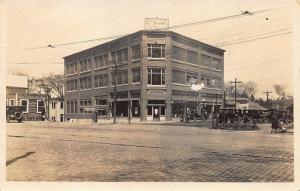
[94,74,108,88]
[79,77,92,89]
[95,54,108,68]
[111,70,128,85]
[172,46,185,61]
[112,48,128,64]
[66,62,78,75]
[201,54,211,67]
[186,72,198,84]
[80,58,92,72]
[212,57,222,70]
[172,69,198,84]
[66,79,78,91]
[132,68,141,83]
[148,68,165,85]
[132,45,140,59]
[172,69,185,84]
[148,44,165,58]
[187,50,199,65]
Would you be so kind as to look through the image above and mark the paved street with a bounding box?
[6,122,293,182]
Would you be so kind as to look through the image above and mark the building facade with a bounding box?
[49,98,64,122]
[6,75,46,121]
[64,30,225,121]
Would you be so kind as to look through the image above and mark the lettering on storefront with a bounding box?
[84,107,96,112]
[147,90,166,100]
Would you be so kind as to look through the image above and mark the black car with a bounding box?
[6,106,26,123]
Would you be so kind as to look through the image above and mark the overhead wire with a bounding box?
[13,6,284,51]
[7,29,291,65]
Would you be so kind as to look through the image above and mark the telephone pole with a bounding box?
[263,91,272,109]
[229,78,242,112]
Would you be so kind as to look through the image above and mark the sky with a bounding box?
[4,0,297,98]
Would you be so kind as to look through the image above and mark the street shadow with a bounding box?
[6,151,35,166]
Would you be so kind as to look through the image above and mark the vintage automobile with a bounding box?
[6,105,26,123]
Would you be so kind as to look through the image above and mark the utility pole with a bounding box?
[263,91,272,109]
[113,59,117,124]
[229,78,242,112]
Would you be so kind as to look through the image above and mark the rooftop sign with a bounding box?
[144,18,169,31]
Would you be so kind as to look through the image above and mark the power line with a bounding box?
[8,31,291,66]
[15,7,283,51]
[168,7,277,30]
[216,31,292,47]
[214,28,291,46]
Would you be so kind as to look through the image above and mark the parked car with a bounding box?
[6,106,26,123]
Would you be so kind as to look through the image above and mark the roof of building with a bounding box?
[248,101,268,111]
[64,30,225,59]
[6,75,28,88]
[226,97,267,111]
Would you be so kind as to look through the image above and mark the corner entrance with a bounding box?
[147,100,166,121]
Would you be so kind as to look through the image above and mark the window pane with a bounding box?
[123,71,128,84]
[152,68,161,73]
[117,50,122,63]
[152,73,161,85]
[132,69,140,83]
[148,73,151,84]
[201,55,211,66]
[132,45,140,59]
[152,47,161,58]
[172,46,185,61]
[122,49,128,61]
[187,50,198,64]
[172,70,185,84]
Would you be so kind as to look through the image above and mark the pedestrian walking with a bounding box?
[270,113,279,134]
[91,111,98,124]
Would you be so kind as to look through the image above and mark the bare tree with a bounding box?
[225,80,258,100]
[28,73,64,98]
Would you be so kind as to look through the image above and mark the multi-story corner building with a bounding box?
[64,30,225,122]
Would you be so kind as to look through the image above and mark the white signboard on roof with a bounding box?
[6,75,28,88]
[144,18,169,30]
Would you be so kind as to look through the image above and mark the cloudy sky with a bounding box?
[4,0,297,98]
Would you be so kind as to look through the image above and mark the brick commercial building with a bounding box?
[64,30,225,122]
